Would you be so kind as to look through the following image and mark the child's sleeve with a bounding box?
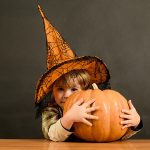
[48,119,73,141]
[120,119,143,140]
[42,107,58,139]
[42,107,73,141]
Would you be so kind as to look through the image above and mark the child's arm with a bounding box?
[48,118,73,141]
[119,100,143,140]
[42,106,72,141]
[42,99,99,142]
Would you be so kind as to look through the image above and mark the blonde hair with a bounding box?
[54,69,91,90]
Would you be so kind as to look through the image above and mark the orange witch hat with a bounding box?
[35,5,110,104]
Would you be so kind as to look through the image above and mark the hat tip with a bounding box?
[37,4,45,18]
[37,4,40,9]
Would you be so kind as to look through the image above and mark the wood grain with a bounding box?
[0,139,149,150]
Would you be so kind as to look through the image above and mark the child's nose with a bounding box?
[63,91,71,99]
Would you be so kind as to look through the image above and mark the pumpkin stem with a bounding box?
[92,83,99,89]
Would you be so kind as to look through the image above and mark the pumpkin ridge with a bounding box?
[89,89,96,141]
[103,90,128,141]
[108,90,118,141]
[103,90,111,141]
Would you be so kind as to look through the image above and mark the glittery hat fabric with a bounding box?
[35,5,110,104]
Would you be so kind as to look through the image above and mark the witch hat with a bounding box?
[35,5,110,104]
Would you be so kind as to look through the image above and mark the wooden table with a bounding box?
[0,139,149,150]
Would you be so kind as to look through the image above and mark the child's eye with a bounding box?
[71,88,78,91]
[57,87,64,91]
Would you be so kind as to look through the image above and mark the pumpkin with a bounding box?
[63,83,129,142]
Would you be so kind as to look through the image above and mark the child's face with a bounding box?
[53,78,82,108]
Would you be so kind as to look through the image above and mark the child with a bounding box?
[42,69,100,141]
[35,5,143,142]
[41,69,142,141]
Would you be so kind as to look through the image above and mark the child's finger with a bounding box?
[121,124,132,129]
[82,118,92,126]
[85,114,99,120]
[120,114,132,120]
[84,99,96,107]
[121,109,131,115]
[120,120,132,125]
[128,100,135,110]
[75,98,84,105]
[86,106,99,113]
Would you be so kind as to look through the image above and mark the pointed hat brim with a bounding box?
[35,56,110,104]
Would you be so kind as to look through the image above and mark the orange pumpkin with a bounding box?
[63,84,129,142]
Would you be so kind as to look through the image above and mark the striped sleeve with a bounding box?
[42,106,61,139]
[121,120,143,140]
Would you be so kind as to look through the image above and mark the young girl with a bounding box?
[35,5,143,142]
[40,69,142,141]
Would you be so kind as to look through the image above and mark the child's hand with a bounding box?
[62,98,99,129]
[68,98,99,126]
[120,100,140,129]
